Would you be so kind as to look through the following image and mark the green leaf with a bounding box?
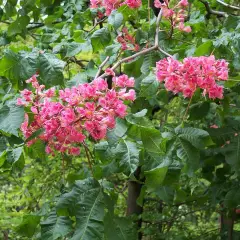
[91,28,111,52]
[25,128,44,143]
[7,146,23,163]
[8,15,30,36]
[126,111,154,128]
[141,128,163,153]
[107,118,128,145]
[39,53,65,87]
[57,178,105,240]
[195,40,213,56]
[189,102,210,120]
[116,140,139,175]
[0,103,24,136]
[224,188,240,208]
[176,138,200,173]
[175,127,209,149]
[65,42,83,57]
[222,135,240,169]
[16,214,41,237]
[27,139,46,160]
[145,165,168,191]
[124,57,143,77]
[41,211,72,240]
[108,11,123,30]
[140,73,159,98]
[66,72,88,87]
[104,215,137,240]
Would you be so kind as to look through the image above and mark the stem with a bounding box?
[95,56,110,79]
[99,10,172,78]
[61,154,65,184]
[198,0,228,17]
[182,94,193,123]
[216,0,240,10]
[148,0,151,24]
[83,142,93,175]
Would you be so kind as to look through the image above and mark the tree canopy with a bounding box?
[1,0,240,239]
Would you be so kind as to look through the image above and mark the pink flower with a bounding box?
[16,98,26,106]
[105,68,115,76]
[69,147,80,155]
[121,89,136,101]
[124,0,141,8]
[154,0,165,8]
[156,56,228,99]
[18,74,135,156]
[179,0,188,7]
[31,106,38,114]
[61,108,76,125]
[115,101,127,117]
[44,88,55,97]
[92,78,108,90]
[210,125,219,129]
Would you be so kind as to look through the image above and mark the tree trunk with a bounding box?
[127,167,144,240]
[220,208,236,240]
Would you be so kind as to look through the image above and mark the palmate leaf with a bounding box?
[176,138,200,173]
[116,140,139,175]
[175,127,210,149]
[38,53,65,87]
[0,102,24,136]
[16,214,41,238]
[222,135,240,170]
[0,49,38,87]
[141,128,163,154]
[56,178,105,240]
[145,165,168,191]
[108,11,123,30]
[0,50,66,88]
[41,211,72,240]
[104,214,137,240]
[91,28,111,52]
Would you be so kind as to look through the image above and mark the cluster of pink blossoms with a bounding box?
[90,0,141,16]
[156,56,229,99]
[17,75,135,156]
[154,0,191,33]
[117,27,139,52]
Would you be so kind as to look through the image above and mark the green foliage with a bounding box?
[1,0,240,239]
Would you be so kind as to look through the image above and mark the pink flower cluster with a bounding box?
[117,27,140,52]
[154,0,191,33]
[156,56,228,99]
[17,74,135,156]
[90,0,141,16]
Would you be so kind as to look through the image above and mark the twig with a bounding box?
[85,17,107,35]
[83,142,93,175]
[158,47,172,58]
[198,0,228,17]
[148,0,151,24]
[182,94,193,123]
[155,9,163,46]
[99,9,172,78]
[95,56,110,79]
[216,0,240,10]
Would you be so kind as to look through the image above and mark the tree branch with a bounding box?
[99,9,172,78]
[198,0,228,17]
[27,20,62,30]
[95,56,110,79]
[216,0,240,11]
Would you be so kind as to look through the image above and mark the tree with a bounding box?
[0,0,240,239]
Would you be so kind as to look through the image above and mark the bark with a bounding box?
[127,167,144,240]
[220,208,236,240]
